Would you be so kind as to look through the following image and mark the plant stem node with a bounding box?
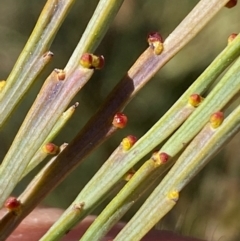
[147,32,164,55]
[80,53,105,69]
[167,190,179,202]
[4,196,21,212]
[188,94,203,107]
[54,69,66,81]
[112,112,128,129]
[151,151,170,164]
[210,111,224,128]
[122,135,137,150]
[42,143,59,155]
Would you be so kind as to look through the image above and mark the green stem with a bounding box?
[0,0,76,128]
[114,103,240,241]
[0,67,93,208]
[21,103,77,178]
[65,0,125,71]
[40,31,240,239]
[79,158,174,241]
[0,0,230,238]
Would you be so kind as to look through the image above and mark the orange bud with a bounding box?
[188,94,203,107]
[151,151,169,164]
[42,143,59,155]
[122,135,137,151]
[159,152,170,163]
[92,55,105,69]
[80,53,93,68]
[80,53,105,69]
[210,111,224,129]
[112,113,128,129]
[147,32,164,55]
[167,190,179,202]
[4,196,21,211]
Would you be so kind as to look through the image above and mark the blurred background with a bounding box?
[0,0,240,240]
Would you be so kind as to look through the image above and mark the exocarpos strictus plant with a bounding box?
[0,0,240,240]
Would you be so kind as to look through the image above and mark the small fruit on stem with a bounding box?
[112,113,128,129]
[80,53,93,68]
[42,143,59,155]
[92,55,105,69]
[167,190,179,202]
[147,32,164,55]
[122,135,137,150]
[80,53,105,69]
[210,111,224,129]
[151,151,170,164]
[188,94,203,107]
[159,152,170,163]
[4,196,21,212]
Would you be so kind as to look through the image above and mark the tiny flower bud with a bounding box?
[4,196,21,211]
[159,152,170,163]
[112,113,128,129]
[80,53,93,68]
[228,33,238,44]
[210,111,224,129]
[147,32,164,55]
[122,135,137,151]
[80,53,105,69]
[188,94,203,107]
[54,69,66,81]
[92,55,105,69]
[124,169,135,181]
[151,151,169,164]
[42,143,59,155]
[225,0,237,8]
[167,190,179,202]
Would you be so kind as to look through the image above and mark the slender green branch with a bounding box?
[21,102,78,179]
[65,0,125,71]
[159,59,240,157]
[41,102,79,144]
[0,0,126,237]
[37,31,240,239]
[114,103,240,241]
[79,157,174,241]
[0,0,76,128]
[0,144,68,241]
[0,67,93,208]
[0,0,230,239]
